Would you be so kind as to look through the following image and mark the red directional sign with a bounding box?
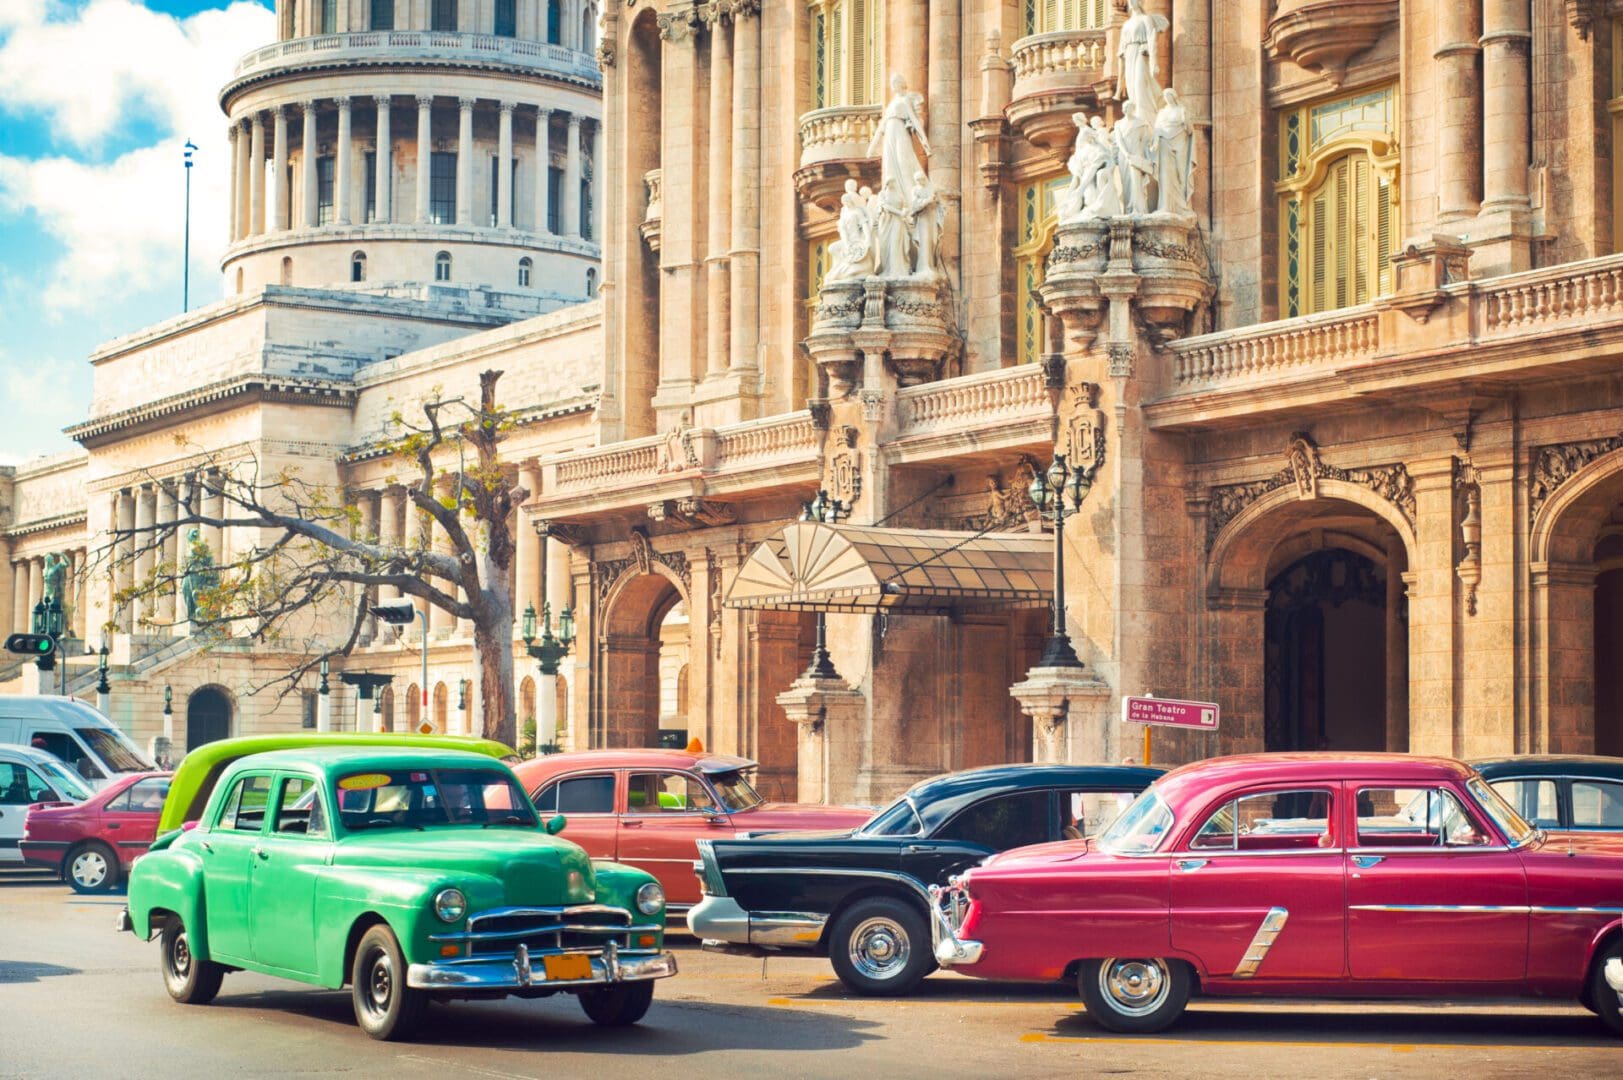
[1121,696,1220,731]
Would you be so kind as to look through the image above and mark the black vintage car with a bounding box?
[687,762,1162,995]
[1473,755,1623,832]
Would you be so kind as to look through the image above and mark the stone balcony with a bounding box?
[794,105,881,209]
[1007,29,1110,148]
[1148,252,1623,430]
[223,31,602,97]
[888,363,1054,465]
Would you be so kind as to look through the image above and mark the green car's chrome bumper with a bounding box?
[407,941,678,991]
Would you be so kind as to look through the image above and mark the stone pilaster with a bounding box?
[775,675,866,804]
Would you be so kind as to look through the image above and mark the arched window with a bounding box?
[280,255,294,285]
[494,0,516,37]
[405,684,421,732]
[1022,0,1107,36]
[432,0,457,32]
[518,256,532,286]
[379,686,395,732]
[235,267,244,294]
[351,251,366,282]
[546,0,561,44]
[435,250,451,281]
[810,0,884,110]
[586,267,598,296]
[1012,173,1068,365]
[370,0,393,31]
[432,682,448,733]
[580,3,595,50]
[1277,85,1399,316]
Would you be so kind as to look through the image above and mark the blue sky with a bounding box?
[0,1,273,465]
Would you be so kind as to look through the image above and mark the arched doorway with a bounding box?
[432,682,448,733]
[379,686,395,733]
[186,687,232,750]
[1595,529,1623,755]
[405,684,421,732]
[599,572,684,747]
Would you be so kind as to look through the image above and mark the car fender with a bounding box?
[590,859,661,913]
[312,868,506,987]
[1584,916,1623,979]
[126,846,206,951]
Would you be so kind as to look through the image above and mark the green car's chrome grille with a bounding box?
[432,904,661,957]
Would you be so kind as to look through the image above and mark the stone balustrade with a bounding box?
[797,105,882,168]
[1006,29,1110,148]
[1478,258,1623,337]
[895,363,1050,435]
[713,413,817,469]
[229,31,601,84]
[553,437,662,493]
[1170,306,1381,390]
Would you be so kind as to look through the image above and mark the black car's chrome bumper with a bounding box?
[928,880,982,967]
[688,896,827,952]
[407,941,677,991]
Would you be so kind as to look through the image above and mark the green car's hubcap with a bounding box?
[364,948,394,1016]
[171,932,191,978]
[1100,958,1169,1016]
[72,850,108,888]
[849,917,910,980]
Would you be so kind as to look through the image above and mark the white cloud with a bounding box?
[0,1,273,314]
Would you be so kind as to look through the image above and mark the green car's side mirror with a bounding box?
[545,814,567,835]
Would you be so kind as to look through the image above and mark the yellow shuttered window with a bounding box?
[1013,173,1069,366]
[811,1,884,108]
[1278,85,1399,317]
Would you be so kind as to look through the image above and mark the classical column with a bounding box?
[534,108,553,232]
[891,0,928,105]
[926,0,960,274]
[302,100,319,227]
[155,483,177,625]
[335,96,353,225]
[227,124,241,242]
[378,486,404,601]
[562,112,581,237]
[515,466,542,623]
[249,112,266,235]
[1435,3,1483,220]
[234,119,251,241]
[359,492,379,642]
[729,9,759,372]
[456,97,475,225]
[115,490,135,634]
[497,101,515,228]
[68,549,85,639]
[706,14,733,378]
[12,560,29,637]
[271,105,290,232]
[1481,0,1531,211]
[415,95,434,223]
[590,119,602,241]
[374,95,393,223]
[200,471,224,566]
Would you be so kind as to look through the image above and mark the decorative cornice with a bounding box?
[1528,434,1623,528]
[657,8,702,41]
[4,511,88,539]
[66,376,356,450]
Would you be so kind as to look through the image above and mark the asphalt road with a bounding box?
[2,867,1618,1079]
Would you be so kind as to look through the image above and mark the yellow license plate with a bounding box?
[542,954,594,982]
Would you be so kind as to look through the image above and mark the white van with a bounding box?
[0,744,93,863]
[0,698,156,790]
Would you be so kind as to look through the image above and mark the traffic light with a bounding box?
[369,599,421,625]
[5,633,56,669]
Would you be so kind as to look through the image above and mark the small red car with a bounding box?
[931,753,1623,1036]
[513,750,872,910]
[21,771,172,893]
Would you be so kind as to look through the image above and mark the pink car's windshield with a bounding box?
[1097,790,1173,854]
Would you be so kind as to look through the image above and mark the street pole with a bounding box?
[96,641,111,717]
[418,607,428,726]
[182,140,196,312]
[316,658,332,732]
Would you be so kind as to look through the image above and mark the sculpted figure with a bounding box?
[867,73,931,197]
[825,179,877,282]
[41,553,67,608]
[874,178,914,278]
[1116,0,1170,113]
[1113,101,1156,216]
[181,527,218,623]
[1152,88,1196,217]
[1055,113,1092,223]
[907,170,945,278]
[1082,116,1124,218]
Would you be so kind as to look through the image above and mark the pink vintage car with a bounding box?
[930,753,1623,1036]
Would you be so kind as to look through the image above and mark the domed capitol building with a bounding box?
[3,0,1622,802]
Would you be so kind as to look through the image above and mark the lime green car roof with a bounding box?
[157,733,515,834]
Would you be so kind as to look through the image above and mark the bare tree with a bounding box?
[97,369,528,747]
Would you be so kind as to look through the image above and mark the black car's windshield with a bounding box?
[335,768,537,830]
[858,796,924,837]
[709,769,764,812]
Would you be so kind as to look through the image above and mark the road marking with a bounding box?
[1019,1033,1600,1052]
[768,997,1077,1009]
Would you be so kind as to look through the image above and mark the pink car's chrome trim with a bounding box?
[1349,904,1623,914]
[1232,907,1289,979]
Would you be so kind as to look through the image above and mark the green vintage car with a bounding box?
[119,746,677,1040]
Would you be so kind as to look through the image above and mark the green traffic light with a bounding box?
[36,638,52,653]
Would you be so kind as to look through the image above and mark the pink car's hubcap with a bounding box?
[1100,958,1169,1016]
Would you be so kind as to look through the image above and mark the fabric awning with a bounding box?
[724,522,1054,614]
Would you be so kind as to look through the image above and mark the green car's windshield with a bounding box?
[708,769,764,812]
[335,768,537,831]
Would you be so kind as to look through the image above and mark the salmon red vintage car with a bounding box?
[931,753,1623,1035]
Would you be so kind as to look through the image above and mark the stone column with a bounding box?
[335,96,353,225]
[374,95,393,223]
[227,124,240,242]
[1481,0,1531,212]
[115,491,135,633]
[775,676,867,803]
[155,483,177,625]
[415,95,434,223]
[562,113,582,237]
[200,472,224,567]
[234,119,251,241]
[378,486,404,601]
[729,9,759,373]
[515,468,542,623]
[68,548,85,640]
[544,529,572,619]
[249,113,266,235]
[12,560,29,637]
[497,101,515,227]
[926,0,959,275]
[534,108,552,232]
[1406,459,1459,755]
[1010,668,1113,764]
[456,97,475,225]
[1435,3,1483,220]
[359,492,379,643]
[590,120,602,241]
[890,0,928,104]
[271,106,289,231]
[302,100,320,227]
[705,14,733,378]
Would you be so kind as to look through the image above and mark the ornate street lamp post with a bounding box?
[799,489,852,679]
[522,601,576,755]
[317,657,332,732]
[162,685,174,766]
[1027,454,1093,669]
[96,640,111,715]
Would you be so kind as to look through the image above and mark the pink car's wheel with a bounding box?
[1078,957,1191,1033]
[1591,942,1623,1037]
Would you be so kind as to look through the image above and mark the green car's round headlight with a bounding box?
[433,887,467,923]
[635,881,665,915]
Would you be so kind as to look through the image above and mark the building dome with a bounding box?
[217,0,602,301]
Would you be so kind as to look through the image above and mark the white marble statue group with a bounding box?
[826,74,946,283]
[1056,0,1195,224]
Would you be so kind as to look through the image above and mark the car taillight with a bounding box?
[959,900,983,939]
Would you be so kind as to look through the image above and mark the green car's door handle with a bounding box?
[252,845,269,860]
[199,840,213,854]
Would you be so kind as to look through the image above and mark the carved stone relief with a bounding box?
[1056,382,1105,475]
[1527,435,1623,527]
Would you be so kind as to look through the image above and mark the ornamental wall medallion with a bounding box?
[830,450,862,507]
[1056,383,1105,475]
[1527,435,1623,527]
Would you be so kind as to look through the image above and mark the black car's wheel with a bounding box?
[351,924,428,1041]
[1589,940,1623,1037]
[828,897,936,996]
[66,842,121,894]
[1078,957,1191,1033]
[579,980,655,1026]
[160,916,224,1005]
